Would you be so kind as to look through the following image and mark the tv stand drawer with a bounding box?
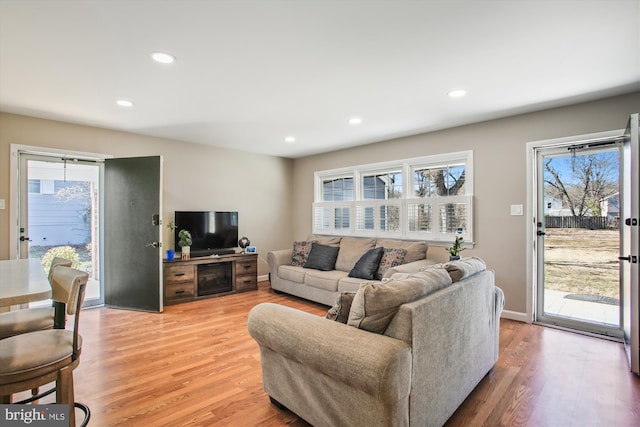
[165,264,195,283]
[236,275,258,292]
[166,282,196,301]
[235,259,257,275]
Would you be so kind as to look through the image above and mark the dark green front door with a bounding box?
[104,156,163,312]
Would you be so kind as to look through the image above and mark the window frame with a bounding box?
[313,151,473,244]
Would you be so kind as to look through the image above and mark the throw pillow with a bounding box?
[348,247,384,280]
[291,240,315,266]
[325,291,357,324]
[445,257,486,282]
[375,247,407,280]
[347,268,453,334]
[375,239,428,263]
[304,243,340,271]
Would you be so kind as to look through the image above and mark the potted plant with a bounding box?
[446,236,465,261]
[166,221,176,261]
[178,229,193,260]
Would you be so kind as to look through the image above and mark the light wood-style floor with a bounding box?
[24,281,640,426]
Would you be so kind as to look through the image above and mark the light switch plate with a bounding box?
[0,199,5,210]
[510,204,523,216]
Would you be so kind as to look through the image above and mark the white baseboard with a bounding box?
[258,274,269,282]
[501,310,529,323]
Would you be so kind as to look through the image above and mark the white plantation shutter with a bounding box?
[313,151,473,243]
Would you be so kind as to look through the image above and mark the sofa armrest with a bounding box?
[267,249,293,273]
[382,259,438,278]
[267,249,293,266]
[248,303,411,400]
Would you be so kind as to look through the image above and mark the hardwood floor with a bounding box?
[23,281,640,426]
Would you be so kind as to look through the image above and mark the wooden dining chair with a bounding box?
[0,265,89,427]
[0,257,72,339]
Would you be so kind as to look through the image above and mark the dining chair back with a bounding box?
[0,257,72,339]
[0,266,89,427]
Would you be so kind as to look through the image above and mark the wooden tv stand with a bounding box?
[163,253,257,305]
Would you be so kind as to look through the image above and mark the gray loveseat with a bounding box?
[249,260,505,426]
[268,235,436,306]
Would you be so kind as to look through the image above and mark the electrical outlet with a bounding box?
[510,204,523,216]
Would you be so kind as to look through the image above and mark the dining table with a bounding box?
[0,258,51,307]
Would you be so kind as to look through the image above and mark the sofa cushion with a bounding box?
[325,291,357,323]
[278,265,307,283]
[304,269,346,292]
[348,247,384,280]
[375,239,428,263]
[306,234,342,246]
[445,257,486,282]
[335,237,376,272]
[347,268,452,334]
[304,243,340,271]
[337,276,371,293]
[376,248,407,280]
[291,240,316,266]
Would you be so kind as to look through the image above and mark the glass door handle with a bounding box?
[537,230,546,236]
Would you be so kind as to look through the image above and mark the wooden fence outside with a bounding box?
[545,215,616,230]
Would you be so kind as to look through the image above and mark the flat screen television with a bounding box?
[174,211,238,257]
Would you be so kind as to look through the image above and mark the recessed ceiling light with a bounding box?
[284,136,296,143]
[116,99,134,108]
[150,51,176,64]
[348,117,362,125]
[448,89,467,98]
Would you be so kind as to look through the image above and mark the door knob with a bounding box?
[19,236,32,242]
[146,242,161,248]
[537,230,546,236]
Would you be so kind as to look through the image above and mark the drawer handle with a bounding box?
[242,265,251,269]
[243,279,252,284]
[174,273,185,277]
[175,290,185,294]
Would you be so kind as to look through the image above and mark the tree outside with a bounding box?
[544,151,618,222]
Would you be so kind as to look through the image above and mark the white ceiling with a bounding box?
[1,1,639,159]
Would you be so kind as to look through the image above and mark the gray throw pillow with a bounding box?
[304,243,340,271]
[348,247,384,280]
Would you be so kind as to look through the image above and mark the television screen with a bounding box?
[174,211,238,256]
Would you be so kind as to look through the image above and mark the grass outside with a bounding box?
[544,228,619,299]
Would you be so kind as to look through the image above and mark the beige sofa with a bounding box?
[267,235,436,306]
[249,261,505,427]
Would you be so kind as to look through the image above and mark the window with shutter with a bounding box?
[313,151,473,243]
